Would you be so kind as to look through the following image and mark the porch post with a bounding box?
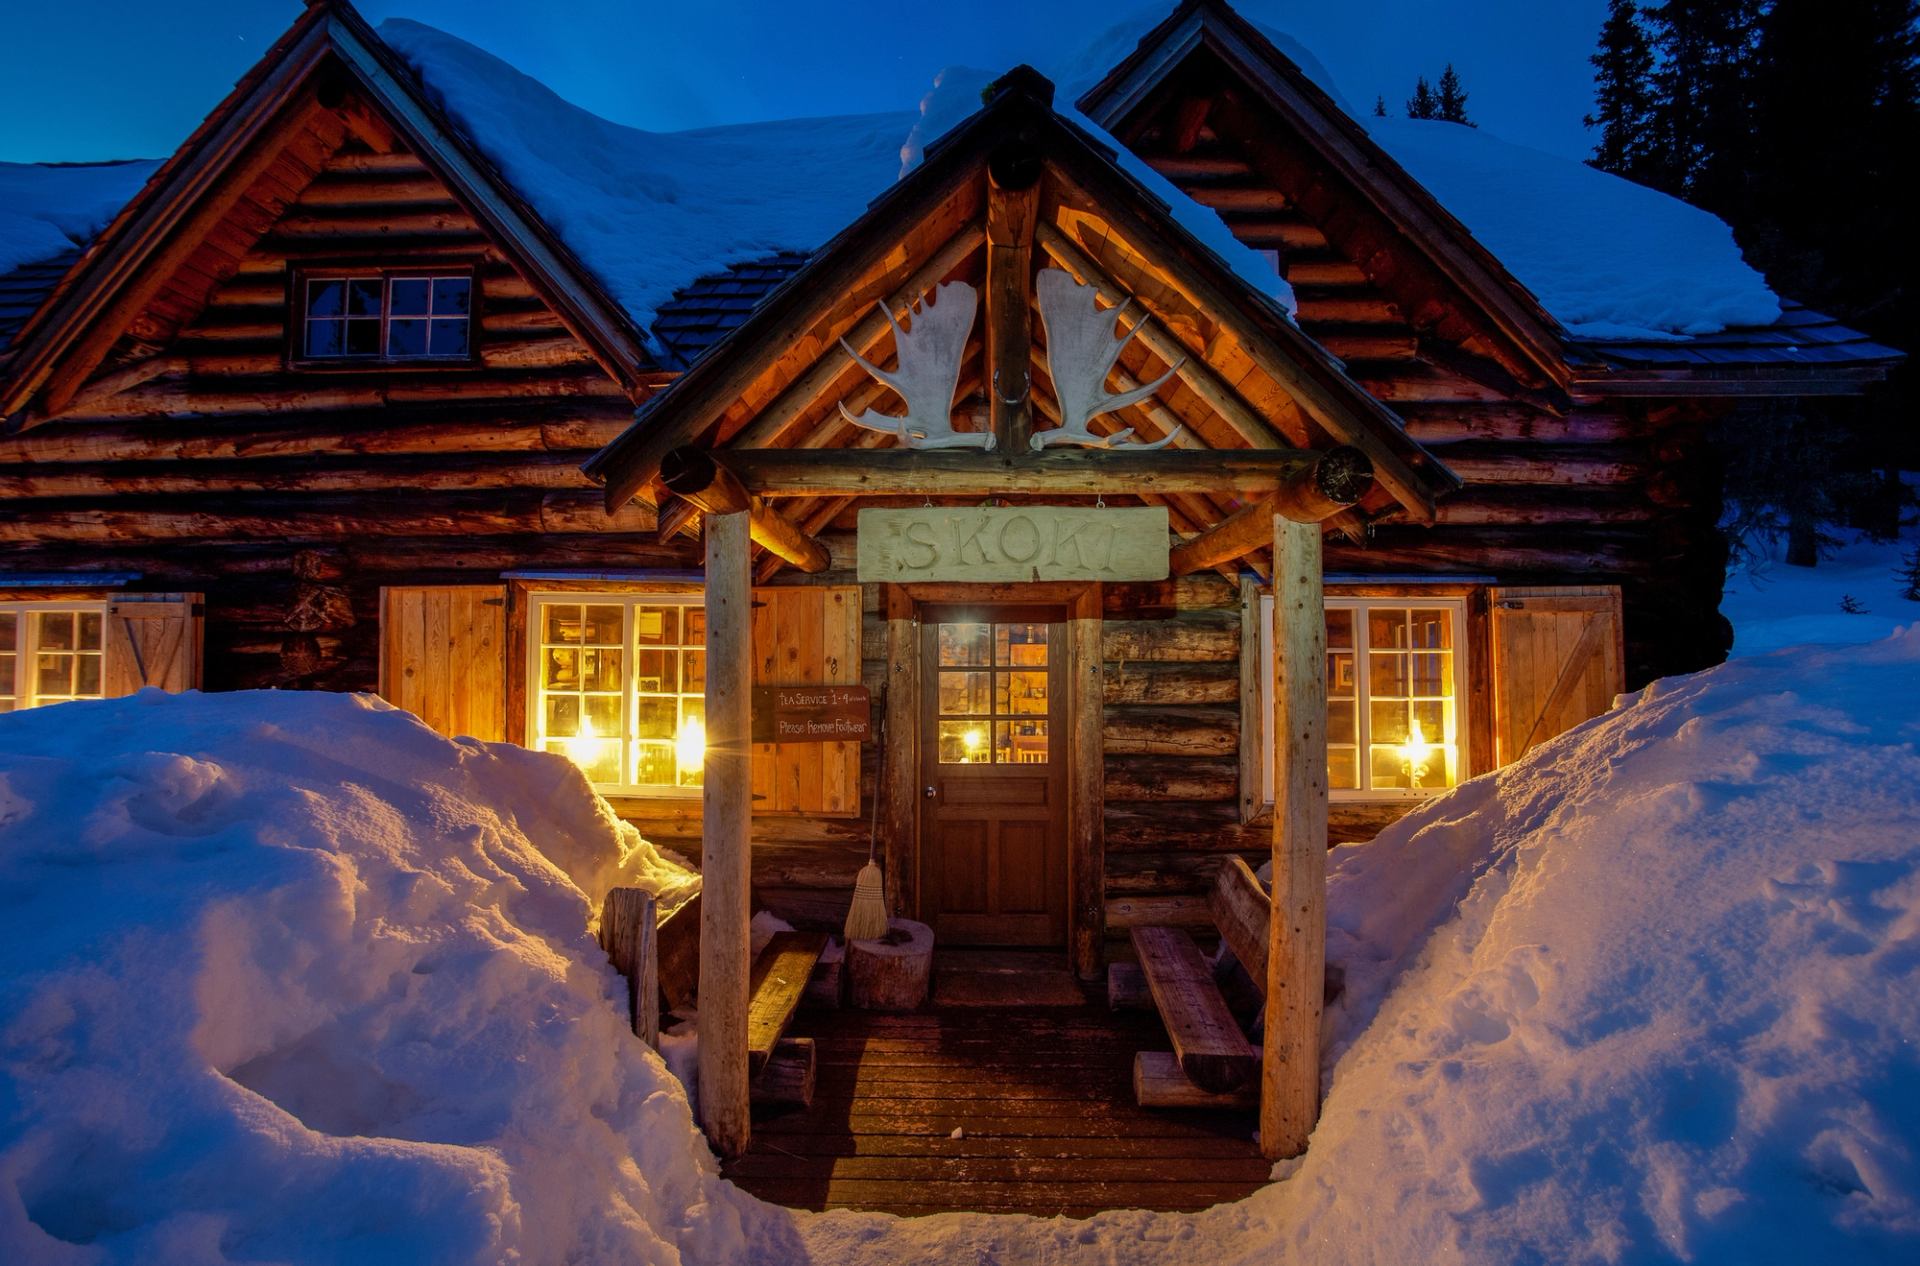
[698,509,753,1157]
[1263,515,1328,1159]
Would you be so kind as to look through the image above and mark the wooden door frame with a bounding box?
[881,581,1104,978]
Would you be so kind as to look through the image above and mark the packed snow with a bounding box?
[0,160,158,276]
[1724,524,1920,657]
[8,633,1920,1261]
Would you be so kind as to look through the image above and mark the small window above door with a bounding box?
[295,270,474,364]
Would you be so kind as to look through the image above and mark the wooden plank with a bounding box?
[726,446,1319,498]
[1069,612,1105,980]
[751,1037,816,1108]
[1208,856,1270,986]
[698,510,754,1157]
[882,614,918,917]
[598,887,659,1047]
[985,162,1038,453]
[1133,1050,1259,1109]
[1130,926,1258,1093]
[1107,961,1151,1010]
[655,892,701,1013]
[746,931,830,1076]
[1265,515,1327,1159]
[1237,578,1263,822]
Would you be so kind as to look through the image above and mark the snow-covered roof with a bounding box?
[0,160,160,352]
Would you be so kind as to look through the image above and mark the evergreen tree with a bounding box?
[1436,63,1475,124]
[1373,94,1388,117]
[1585,0,1659,181]
[1406,76,1438,119]
[1898,548,1920,602]
[1641,0,1767,207]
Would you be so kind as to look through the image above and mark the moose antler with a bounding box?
[1032,268,1184,451]
[839,281,995,451]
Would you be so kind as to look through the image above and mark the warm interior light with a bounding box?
[562,716,606,771]
[963,726,986,758]
[1400,719,1434,788]
[676,716,706,773]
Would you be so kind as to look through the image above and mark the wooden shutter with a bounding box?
[104,593,203,695]
[751,584,861,816]
[1489,586,1625,766]
[379,585,507,741]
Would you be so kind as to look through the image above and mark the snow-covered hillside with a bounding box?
[5,638,1919,1263]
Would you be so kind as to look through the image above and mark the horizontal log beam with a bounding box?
[1169,447,1371,573]
[716,447,1320,497]
[659,447,829,574]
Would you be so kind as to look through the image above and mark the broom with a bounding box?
[843,691,891,942]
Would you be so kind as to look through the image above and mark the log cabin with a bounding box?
[0,0,1901,1185]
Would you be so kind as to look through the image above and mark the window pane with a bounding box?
[938,623,989,666]
[347,279,383,315]
[387,317,428,357]
[546,694,581,736]
[1325,608,1354,649]
[428,318,469,358]
[997,623,1048,667]
[634,697,675,740]
[305,319,342,357]
[1369,651,1407,697]
[36,655,68,696]
[938,671,991,716]
[0,654,13,698]
[74,654,101,697]
[553,737,620,785]
[1327,697,1357,746]
[544,603,582,645]
[389,278,431,316]
[0,612,15,648]
[1370,746,1413,790]
[1368,608,1408,650]
[997,720,1048,764]
[581,648,623,692]
[998,670,1049,715]
[583,693,621,736]
[1371,699,1410,745]
[1328,747,1359,791]
[307,280,345,317]
[682,651,705,694]
[544,647,581,690]
[433,276,472,315]
[38,612,73,651]
[635,605,679,647]
[1409,609,1454,650]
[1410,652,1451,697]
[345,318,380,356]
[938,719,992,763]
[635,649,676,694]
[76,612,102,650]
[582,605,622,645]
[634,743,677,787]
[1328,651,1355,697]
[684,609,706,646]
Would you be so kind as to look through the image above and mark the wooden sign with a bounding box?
[752,684,872,743]
[856,505,1170,583]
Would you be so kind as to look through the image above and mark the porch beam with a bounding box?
[1169,446,1372,574]
[1263,515,1328,1159]
[659,447,830,574]
[718,447,1321,498]
[698,509,754,1158]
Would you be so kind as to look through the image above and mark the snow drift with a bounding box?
[6,631,1920,1263]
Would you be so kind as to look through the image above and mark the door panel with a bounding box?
[920,612,1068,947]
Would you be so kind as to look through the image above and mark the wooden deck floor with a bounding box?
[722,989,1273,1218]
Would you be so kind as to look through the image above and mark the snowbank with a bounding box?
[1723,523,1920,657]
[0,161,158,276]
[9,637,1919,1263]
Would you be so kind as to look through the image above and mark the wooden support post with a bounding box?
[986,146,1039,453]
[1069,611,1105,980]
[883,594,919,917]
[698,509,753,1158]
[659,447,830,574]
[1263,515,1328,1159]
[598,887,659,1047]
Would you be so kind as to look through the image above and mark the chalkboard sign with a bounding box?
[751,684,872,743]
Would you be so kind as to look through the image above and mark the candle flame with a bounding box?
[676,716,706,773]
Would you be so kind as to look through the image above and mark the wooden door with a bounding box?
[918,610,1068,947]
[1489,586,1625,765]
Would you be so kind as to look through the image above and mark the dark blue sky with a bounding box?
[0,1,1610,164]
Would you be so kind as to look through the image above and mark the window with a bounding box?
[299,272,472,361]
[527,593,706,795]
[1261,596,1466,800]
[934,621,1051,765]
[0,604,108,712]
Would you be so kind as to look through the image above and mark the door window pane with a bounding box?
[936,621,1052,764]
[939,623,990,666]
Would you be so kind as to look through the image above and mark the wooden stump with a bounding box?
[848,919,933,1011]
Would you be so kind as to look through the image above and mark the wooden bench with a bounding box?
[746,930,830,1106]
[1122,858,1272,1106]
